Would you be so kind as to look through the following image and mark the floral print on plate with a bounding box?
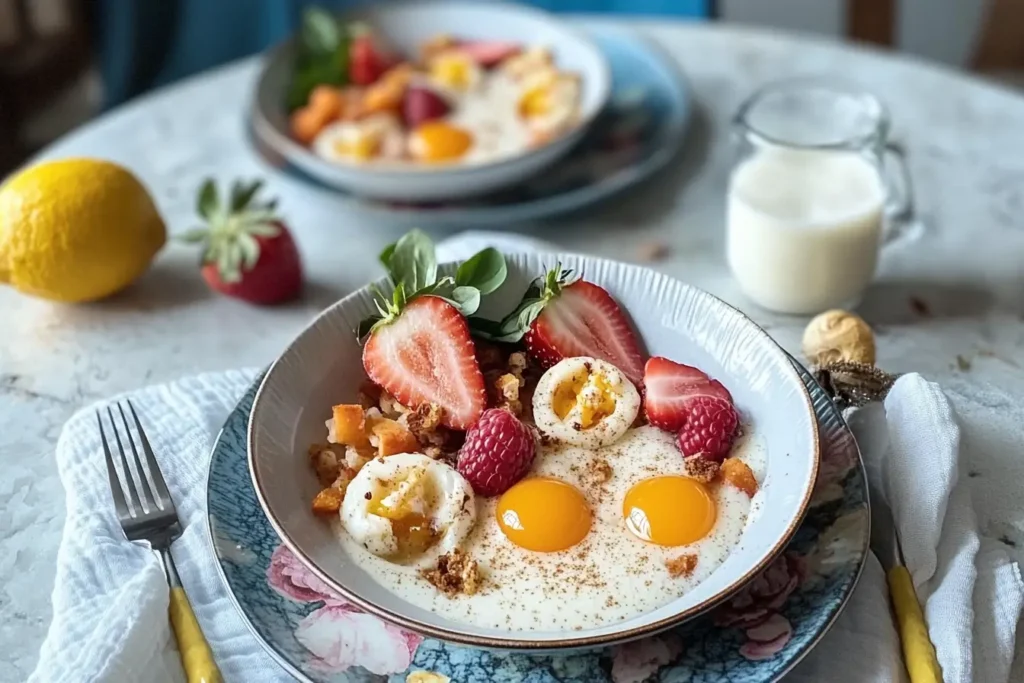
[207,363,867,683]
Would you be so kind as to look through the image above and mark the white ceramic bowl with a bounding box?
[251,0,611,202]
[248,254,819,651]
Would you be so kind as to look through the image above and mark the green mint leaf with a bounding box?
[176,227,209,244]
[230,180,264,212]
[301,7,342,55]
[455,248,507,295]
[448,286,481,317]
[197,179,218,219]
[379,242,397,278]
[389,229,437,293]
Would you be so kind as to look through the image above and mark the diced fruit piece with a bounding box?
[185,179,303,305]
[643,357,733,432]
[308,85,345,119]
[332,404,370,447]
[362,64,414,116]
[312,487,345,515]
[457,409,536,496]
[290,106,331,144]
[458,40,522,67]
[402,85,452,128]
[675,395,739,462]
[522,272,645,385]
[368,417,420,456]
[350,35,392,86]
[721,457,758,497]
[363,296,487,430]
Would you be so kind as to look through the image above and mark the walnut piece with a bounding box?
[309,444,342,487]
[493,373,524,416]
[683,456,720,484]
[802,309,876,367]
[420,550,482,597]
[665,553,698,578]
[400,402,446,446]
[406,671,451,683]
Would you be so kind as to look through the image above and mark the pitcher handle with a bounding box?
[883,142,918,244]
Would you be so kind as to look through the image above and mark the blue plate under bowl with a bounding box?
[248,23,691,229]
[206,362,868,683]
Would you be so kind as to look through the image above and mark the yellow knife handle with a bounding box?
[169,586,223,683]
[888,566,943,683]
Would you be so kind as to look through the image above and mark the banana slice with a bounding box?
[532,357,640,448]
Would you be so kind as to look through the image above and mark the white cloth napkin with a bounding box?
[29,232,1023,683]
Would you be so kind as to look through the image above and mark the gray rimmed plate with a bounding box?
[246,253,820,650]
[252,0,611,202]
[208,361,867,681]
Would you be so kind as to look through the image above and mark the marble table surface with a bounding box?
[4,17,1024,681]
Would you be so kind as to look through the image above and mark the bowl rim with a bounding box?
[250,0,613,180]
[247,253,821,650]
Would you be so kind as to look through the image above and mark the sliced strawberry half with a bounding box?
[520,269,645,385]
[643,356,733,432]
[363,296,486,430]
[457,40,522,67]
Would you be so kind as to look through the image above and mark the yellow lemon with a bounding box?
[0,158,166,302]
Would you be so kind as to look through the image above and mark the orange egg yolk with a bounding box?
[623,476,717,546]
[497,477,592,552]
[410,122,473,162]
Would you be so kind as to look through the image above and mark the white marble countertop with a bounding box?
[4,18,1024,681]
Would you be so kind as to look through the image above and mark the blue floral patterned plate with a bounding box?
[206,361,868,683]
[248,23,691,229]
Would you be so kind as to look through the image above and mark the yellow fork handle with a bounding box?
[888,566,943,683]
[169,586,223,683]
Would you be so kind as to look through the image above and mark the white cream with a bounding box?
[336,426,765,631]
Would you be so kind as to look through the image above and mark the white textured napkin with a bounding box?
[30,232,1023,683]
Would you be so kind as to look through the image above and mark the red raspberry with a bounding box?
[676,396,739,462]
[457,409,535,496]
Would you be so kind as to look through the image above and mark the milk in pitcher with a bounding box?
[726,147,886,314]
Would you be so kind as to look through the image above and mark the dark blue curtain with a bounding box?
[93,0,709,108]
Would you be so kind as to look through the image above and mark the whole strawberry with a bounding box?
[457,409,536,496]
[676,395,739,462]
[182,179,302,305]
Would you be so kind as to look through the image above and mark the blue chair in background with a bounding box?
[92,0,711,108]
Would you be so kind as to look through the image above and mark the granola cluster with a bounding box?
[477,343,542,421]
[420,549,483,597]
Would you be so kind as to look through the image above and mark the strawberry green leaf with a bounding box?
[230,180,264,212]
[356,315,382,340]
[455,248,506,295]
[197,180,218,220]
[177,227,209,244]
[244,221,281,238]
[237,232,261,269]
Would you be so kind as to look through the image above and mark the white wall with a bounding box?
[721,0,991,68]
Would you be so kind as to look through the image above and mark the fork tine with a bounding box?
[127,400,173,509]
[107,405,143,514]
[97,411,131,519]
[118,403,158,511]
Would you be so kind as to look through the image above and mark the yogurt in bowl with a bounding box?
[248,245,819,650]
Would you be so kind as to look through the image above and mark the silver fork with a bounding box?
[98,401,223,683]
